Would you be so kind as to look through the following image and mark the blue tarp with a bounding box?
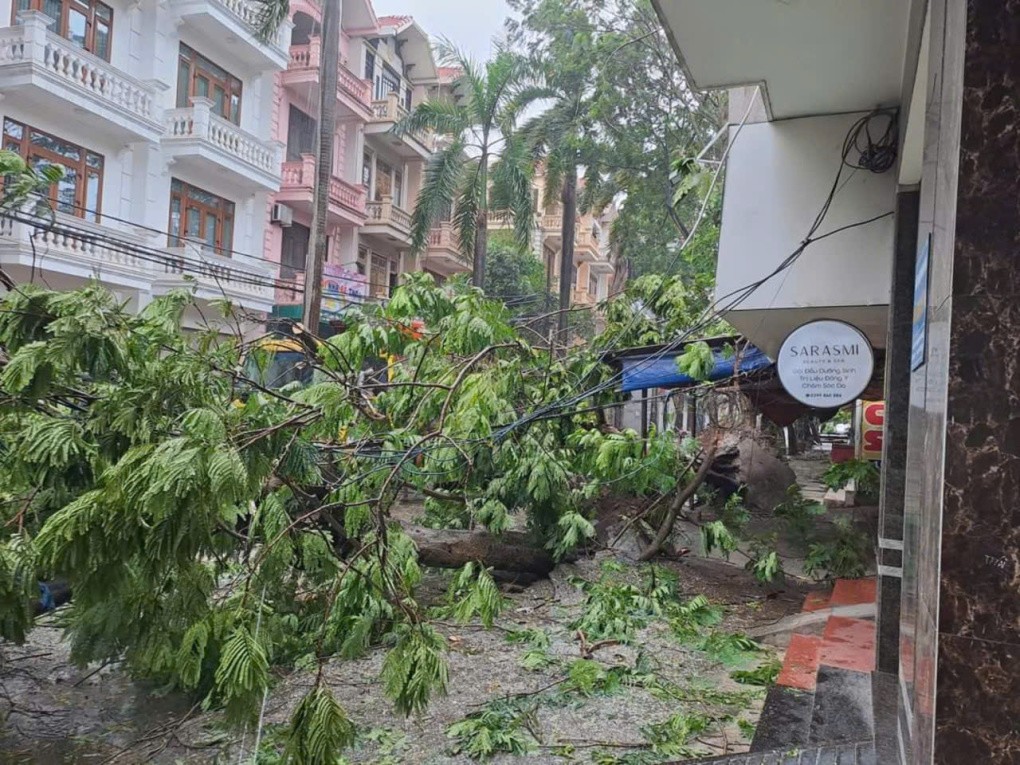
[619,344,772,393]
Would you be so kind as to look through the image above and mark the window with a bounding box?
[375,160,393,201]
[177,44,242,125]
[589,272,598,297]
[168,178,235,256]
[393,169,403,207]
[286,106,315,161]
[364,49,375,82]
[3,118,103,221]
[370,253,387,298]
[362,150,373,189]
[356,246,368,276]
[14,0,112,61]
[280,223,309,280]
[377,64,400,101]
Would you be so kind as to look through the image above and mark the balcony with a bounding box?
[276,155,367,226]
[539,213,603,261]
[0,214,154,290]
[571,288,596,306]
[589,254,616,275]
[0,13,162,143]
[425,222,471,276]
[163,99,282,192]
[0,214,275,312]
[167,0,290,70]
[366,92,434,159]
[362,196,412,246]
[155,248,276,313]
[283,39,373,120]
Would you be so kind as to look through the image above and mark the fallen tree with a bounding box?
[408,528,557,576]
[0,273,712,762]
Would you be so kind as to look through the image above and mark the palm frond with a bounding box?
[482,51,529,132]
[542,151,567,210]
[490,136,535,253]
[498,83,558,136]
[251,0,289,44]
[410,137,468,254]
[434,39,488,129]
[452,161,483,260]
[396,100,468,141]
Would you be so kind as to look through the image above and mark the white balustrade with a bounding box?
[164,99,278,178]
[0,14,157,127]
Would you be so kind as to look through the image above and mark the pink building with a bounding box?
[264,0,469,319]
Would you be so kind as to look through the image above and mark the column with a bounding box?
[899,2,1020,763]
[875,189,919,676]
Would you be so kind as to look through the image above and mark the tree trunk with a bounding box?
[557,164,577,343]
[302,0,340,330]
[407,527,558,577]
[472,149,489,288]
[637,443,718,562]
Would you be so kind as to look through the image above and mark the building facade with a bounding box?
[653,1,1020,763]
[265,5,471,323]
[489,163,618,311]
[0,0,292,330]
[0,0,470,333]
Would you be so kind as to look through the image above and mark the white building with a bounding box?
[0,0,291,331]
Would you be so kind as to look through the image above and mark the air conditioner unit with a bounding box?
[271,203,293,227]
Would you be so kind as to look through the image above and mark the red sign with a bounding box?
[860,401,885,461]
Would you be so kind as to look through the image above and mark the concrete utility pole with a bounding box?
[302,0,341,330]
[557,167,577,343]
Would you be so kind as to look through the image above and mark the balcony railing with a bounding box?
[330,176,365,213]
[0,214,151,276]
[164,99,279,179]
[0,214,273,308]
[279,156,367,215]
[369,92,434,150]
[167,0,289,59]
[287,40,372,109]
[365,196,412,232]
[0,14,159,133]
[428,224,457,250]
[160,248,275,305]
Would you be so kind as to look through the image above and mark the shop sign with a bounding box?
[321,264,368,316]
[860,400,885,461]
[777,320,875,408]
[912,235,930,371]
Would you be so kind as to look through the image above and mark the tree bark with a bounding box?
[637,443,718,562]
[302,0,340,329]
[472,149,489,288]
[407,527,558,576]
[557,164,577,343]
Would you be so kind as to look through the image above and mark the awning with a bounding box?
[609,338,772,393]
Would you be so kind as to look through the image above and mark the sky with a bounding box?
[370,0,512,64]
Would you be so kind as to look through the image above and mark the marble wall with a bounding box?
[900,1,1020,763]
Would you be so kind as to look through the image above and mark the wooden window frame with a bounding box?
[2,117,104,221]
[14,0,113,61]
[177,44,243,125]
[168,178,235,256]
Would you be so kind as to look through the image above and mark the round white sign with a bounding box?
[777,320,874,408]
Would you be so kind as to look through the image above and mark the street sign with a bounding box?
[777,320,875,408]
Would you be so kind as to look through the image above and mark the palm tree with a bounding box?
[398,44,535,288]
[510,13,605,340]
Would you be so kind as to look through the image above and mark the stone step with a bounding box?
[669,740,876,764]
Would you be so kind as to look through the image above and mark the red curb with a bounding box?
[777,633,823,691]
